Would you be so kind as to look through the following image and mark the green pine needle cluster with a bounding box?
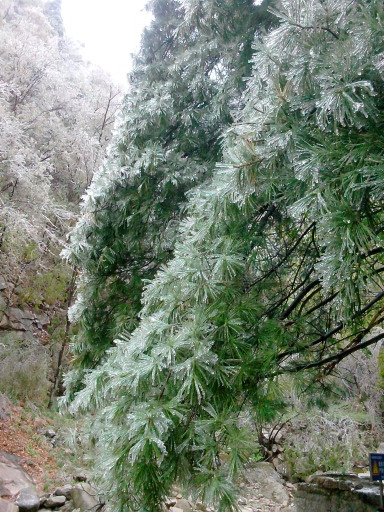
[64,0,384,510]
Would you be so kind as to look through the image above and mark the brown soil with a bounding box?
[0,399,60,492]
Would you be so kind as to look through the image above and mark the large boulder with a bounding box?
[295,472,381,512]
[0,314,9,330]
[7,309,34,332]
[0,452,35,499]
[174,499,192,512]
[54,486,72,500]
[243,462,290,505]
[70,483,100,511]
[0,453,38,512]
[0,499,18,512]
[43,495,66,508]
[33,313,49,330]
[15,488,39,512]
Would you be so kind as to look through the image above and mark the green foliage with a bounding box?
[65,0,384,510]
[378,351,384,388]
[0,333,50,405]
[283,413,370,480]
[18,263,70,309]
[65,0,278,393]
[0,0,120,332]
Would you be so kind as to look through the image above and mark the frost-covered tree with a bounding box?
[66,0,384,510]
[65,0,277,389]
[0,0,120,303]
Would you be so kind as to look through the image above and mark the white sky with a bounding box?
[61,0,153,85]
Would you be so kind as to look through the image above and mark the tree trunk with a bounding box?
[48,266,77,408]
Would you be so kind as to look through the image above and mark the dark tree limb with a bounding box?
[280,279,320,320]
[284,332,384,373]
[247,222,316,289]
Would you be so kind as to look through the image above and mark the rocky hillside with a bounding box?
[1,385,384,512]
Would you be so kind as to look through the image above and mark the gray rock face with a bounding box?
[174,499,192,512]
[15,488,39,512]
[0,453,35,499]
[7,309,34,332]
[0,314,9,329]
[33,313,49,330]
[43,496,66,508]
[295,472,381,512]
[244,462,290,505]
[53,486,72,500]
[0,498,19,512]
[0,291,51,339]
[70,483,99,511]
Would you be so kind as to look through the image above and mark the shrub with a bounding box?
[283,413,372,480]
[0,332,50,405]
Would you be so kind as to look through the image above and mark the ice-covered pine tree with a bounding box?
[64,0,277,397]
[66,0,384,510]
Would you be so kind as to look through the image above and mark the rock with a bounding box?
[0,314,9,330]
[174,499,192,512]
[71,483,99,511]
[0,278,6,291]
[59,503,77,512]
[244,462,290,505]
[295,472,381,512]
[164,498,177,508]
[0,453,35,499]
[7,309,34,332]
[237,498,247,506]
[169,508,184,512]
[274,461,288,480]
[41,429,57,439]
[273,430,286,444]
[195,502,206,512]
[0,297,6,314]
[15,488,39,512]
[0,499,18,512]
[43,496,66,508]
[54,486,72,500]
[377,443,384,453]
[39,495,49,506]
[33,313,50,329]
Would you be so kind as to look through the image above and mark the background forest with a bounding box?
[0,0,120,401]
[1,0,384,512]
